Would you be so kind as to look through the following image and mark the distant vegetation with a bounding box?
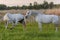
[0,1,60,10]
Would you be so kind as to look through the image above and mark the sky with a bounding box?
[0,0,60,6]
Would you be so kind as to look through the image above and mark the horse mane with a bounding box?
[28,10,45,15]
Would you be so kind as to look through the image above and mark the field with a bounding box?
[0,9,60,40]
[0,22,60,40]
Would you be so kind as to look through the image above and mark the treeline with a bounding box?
[0,1,59,10]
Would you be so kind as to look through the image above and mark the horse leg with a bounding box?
[22,21,26,31]
[5,21,8,29]
[10,21,17,30]
[38,22,42,31]
[10,21,18,29]
[14,21,18,25]
[55,24,59,32]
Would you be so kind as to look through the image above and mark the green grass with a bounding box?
[0,22,60,40]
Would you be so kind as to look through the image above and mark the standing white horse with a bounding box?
[3,13,26,30]
[25,10,59,32]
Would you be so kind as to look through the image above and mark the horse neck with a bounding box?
[30,11,44,18]
[7,13,13,19]
[31,12,38,17]
[32,13,42,18]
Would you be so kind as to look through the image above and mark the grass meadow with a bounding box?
[0,22,60,40]
[0,9,60,40]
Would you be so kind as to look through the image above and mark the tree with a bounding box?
[33,2,38,9]
[21,5,27,9]
[28,3,33,9]
[49,2,54,9]
[0,4,7,10]
[42,1,49,9]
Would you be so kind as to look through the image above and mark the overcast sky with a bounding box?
[0,0,59,6]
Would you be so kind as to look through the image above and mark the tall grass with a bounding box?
[0,22,60,40]
[0,9,60,40]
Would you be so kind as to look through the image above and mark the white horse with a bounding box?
[3,13,26,30]
[25,10,59,32]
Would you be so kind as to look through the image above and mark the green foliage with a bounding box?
[28,3,33,9]
[0,22,60,40]
[0,1,59,10]
[0,4,7,10]
[7,6,21,10]
[21,5,28,9]
[49,2,54,9]
[42,1,49,9]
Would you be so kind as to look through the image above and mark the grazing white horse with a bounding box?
[25,10,59,32]
[3,13,26,30]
